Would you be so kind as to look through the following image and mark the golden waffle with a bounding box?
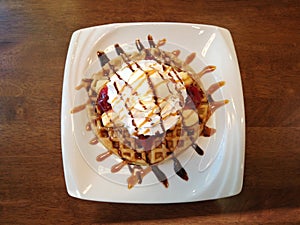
[84,47,211,166]
[88,110,202,166]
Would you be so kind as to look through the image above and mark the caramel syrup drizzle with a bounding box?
[85,122,92,131]
[127,166,152,189]
[172,50,181,57]
[71,34,229,189]
[96,151,112,162]
[184,52,196,66]
[205,80,229,113]
[70,102,87,114]
[111,161,127,173]
[89,137,99,145]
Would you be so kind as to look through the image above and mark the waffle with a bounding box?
[88,109,202,165]
[84,45,212,166]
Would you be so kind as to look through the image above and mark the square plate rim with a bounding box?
[61,22,245,203]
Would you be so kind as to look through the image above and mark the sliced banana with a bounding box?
[182,109,199,126]
[101,110,121,127]
[179,71,193,86]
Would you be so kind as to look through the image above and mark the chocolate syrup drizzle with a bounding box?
[71,35,229,189]
[151,165,169,188]
[172,156,189,181]
[192,143,204,156]
[95,35,206,187]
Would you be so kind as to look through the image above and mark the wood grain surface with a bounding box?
[0,0,299,224]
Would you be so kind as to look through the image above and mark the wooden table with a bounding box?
[1,1,299,224]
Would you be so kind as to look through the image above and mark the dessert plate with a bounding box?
[61,22,245,203]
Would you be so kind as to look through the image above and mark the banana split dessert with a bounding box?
[71,35,228,189]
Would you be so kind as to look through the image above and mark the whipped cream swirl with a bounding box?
[102,60,188,137]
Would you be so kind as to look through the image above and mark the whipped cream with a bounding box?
[101,60,188,137]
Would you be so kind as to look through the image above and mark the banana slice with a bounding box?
[179,71,193,86]
[182,109,199,126]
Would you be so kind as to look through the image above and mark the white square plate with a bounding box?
[61,22,245,203]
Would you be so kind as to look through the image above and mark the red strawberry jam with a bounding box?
[186,84,204,107]
[97,86,112,113]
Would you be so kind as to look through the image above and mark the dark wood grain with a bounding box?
[1,0,299,224]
